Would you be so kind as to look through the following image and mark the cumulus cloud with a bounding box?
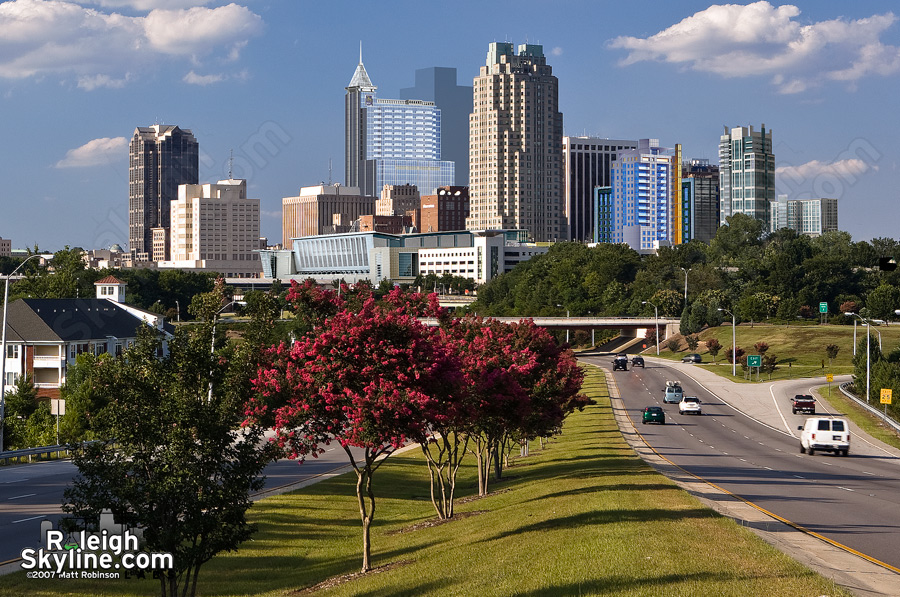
[551,46,563,57]
[82,1,213,8]
[183,70,223,85]
[0,0,262,87]
[776,158,877,182]
[608,2,900,93]
[56,136,128,168]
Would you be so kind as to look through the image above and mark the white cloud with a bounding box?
[608,2,900,93]
[56,136,127,168]
[0,0,262,88]
[82,1,213,8]
[183,70,223,85]
[776,159,877,183]
[551,46,563,57]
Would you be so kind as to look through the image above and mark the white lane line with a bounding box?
[740,458,748,462]
[820,462,832,466]
[793,475,805,479]
[775,448,783,452]
[769,383,795,437]
[763,466,773,470]
[863,471,876,476]
[838,487,854,492]
[7,493,36,500]
[1,478,30,484]
[12,515,45,524]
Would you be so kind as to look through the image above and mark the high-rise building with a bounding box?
[682,159,720,243]
[770,196,838,236]
[718,124,774,228]
[563,137,638,242]
[467,42,564,242]
[158,179,261,278]
[0,236,10,257]
[606,139,679,253]
[128,125,199,262]
[401,67,473,185]
[345,50,454,196]
[282,185,376,244]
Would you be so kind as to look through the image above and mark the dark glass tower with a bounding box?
[128,125,198,261]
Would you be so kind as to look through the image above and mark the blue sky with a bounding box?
[2,0,899,250]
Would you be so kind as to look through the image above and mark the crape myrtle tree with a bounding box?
[63,286,275,597]
[246,295,457,573]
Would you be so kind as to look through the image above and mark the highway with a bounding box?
[580,356,900,571]
[0,445,358,567]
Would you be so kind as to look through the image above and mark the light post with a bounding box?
[846,312,871,403]
[175,300,180,323]
[642,300,659,355]
[680,267,690,305]
[718,307,736,377]
[208,300,246,402]
[1,253,54,452]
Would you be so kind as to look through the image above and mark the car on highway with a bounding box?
[631,355,645,368]
[678,396,702,415]
[612,354,629,371]
[641,406,665,425]
[799,417,850,456]
[663,381,683,403]
[682,353,702,363]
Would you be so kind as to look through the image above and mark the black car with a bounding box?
[631,355,645,368]
[612,354,628,371]
[682,353,702,363]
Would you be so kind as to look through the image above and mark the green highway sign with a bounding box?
[747,355,761,367]
[819,302,828,313]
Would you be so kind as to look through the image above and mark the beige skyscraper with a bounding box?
[467,42,564,242]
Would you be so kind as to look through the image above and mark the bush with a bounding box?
[726,347,745,364]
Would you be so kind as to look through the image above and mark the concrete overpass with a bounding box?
[421,316,680,345]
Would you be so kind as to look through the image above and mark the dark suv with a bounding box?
[631,355,645,368]
[612,354,629,371]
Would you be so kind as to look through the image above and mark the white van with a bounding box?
[663,381,683,404]
[798,417,850,456]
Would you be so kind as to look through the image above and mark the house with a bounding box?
[1,277,172,400]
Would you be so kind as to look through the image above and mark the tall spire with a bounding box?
[347,41,376,91]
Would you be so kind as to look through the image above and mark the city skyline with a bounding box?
[1,1,899,249]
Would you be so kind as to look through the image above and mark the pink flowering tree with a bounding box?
[246,297,452,573]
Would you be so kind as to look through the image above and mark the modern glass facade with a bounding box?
[682,159,720,243]
[719,124,774,229]
[592,186,613,243]
[608,140,676,253]
[770,196,838,236]
[345,54,455,196]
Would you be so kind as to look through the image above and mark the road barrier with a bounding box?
[839,383,900,434]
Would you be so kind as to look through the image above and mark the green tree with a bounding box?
[825,344,840,366]
[866,284,900,321]
[706,337,722,364]
[685,335,700,352]
[63,325,273,597]
[2,373,38,449]
[650,289,683,317]
[60,353,112,443]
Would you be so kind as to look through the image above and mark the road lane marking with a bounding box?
[1,479,29,484]
[12,515,45,524]
[7,493,36,500]
[863,471,875,476]
[769,383,795,436]
[838,487,854,492]
[793,475,805,478]
[763,466,773,470]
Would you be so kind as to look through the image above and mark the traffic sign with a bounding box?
[819,302,828,314]
[747,355,761,367]
[826,374,834,383]
[881,388,892,405]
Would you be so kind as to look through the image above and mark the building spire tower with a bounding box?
[345,43,376,189]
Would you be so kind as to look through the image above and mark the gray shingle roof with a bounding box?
[3,299,149,343]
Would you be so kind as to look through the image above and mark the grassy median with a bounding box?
[0,365,849,596]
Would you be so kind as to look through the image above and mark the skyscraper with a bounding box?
[563,137,638,242]
[401,67,473,185]
[682,159,720,243]
[345,49,454,196]
[467,42,564,242]
[770,196,838,236]
[129,125,199,262]
[718,124,775,228]
[606,139,678,253]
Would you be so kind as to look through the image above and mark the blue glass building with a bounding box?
[345,51,454,196]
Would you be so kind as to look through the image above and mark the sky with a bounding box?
[2,0,900,250]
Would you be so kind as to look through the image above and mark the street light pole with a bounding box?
[642,300,659,355]
[208,300,246,402]
[680,267,690,305]
[718,307,736,377]
[1,253,54,452]
[175,300,180,323]
[846,312,872,403]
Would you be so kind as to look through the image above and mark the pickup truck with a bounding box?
[790,394,816,415]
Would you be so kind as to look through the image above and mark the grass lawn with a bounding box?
[0,366,850,597]
[651,322,900,383]
[814,384,900,452]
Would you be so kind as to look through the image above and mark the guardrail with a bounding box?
[0,444,72,466]
[839,382,900,434]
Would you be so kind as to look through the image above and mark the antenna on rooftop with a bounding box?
[228,149,234,179]
[328,158,333,185]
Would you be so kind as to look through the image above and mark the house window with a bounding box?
[4,372,17,386]
[6,345,19,359]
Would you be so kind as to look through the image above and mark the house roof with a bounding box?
[94,275,125,285]
[3,299,150,343]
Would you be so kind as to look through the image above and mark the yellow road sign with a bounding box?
[881,388,892,405]
[826,374,833,383]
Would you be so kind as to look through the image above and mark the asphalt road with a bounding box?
[0,445,356,566]
[583,357,900,571]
